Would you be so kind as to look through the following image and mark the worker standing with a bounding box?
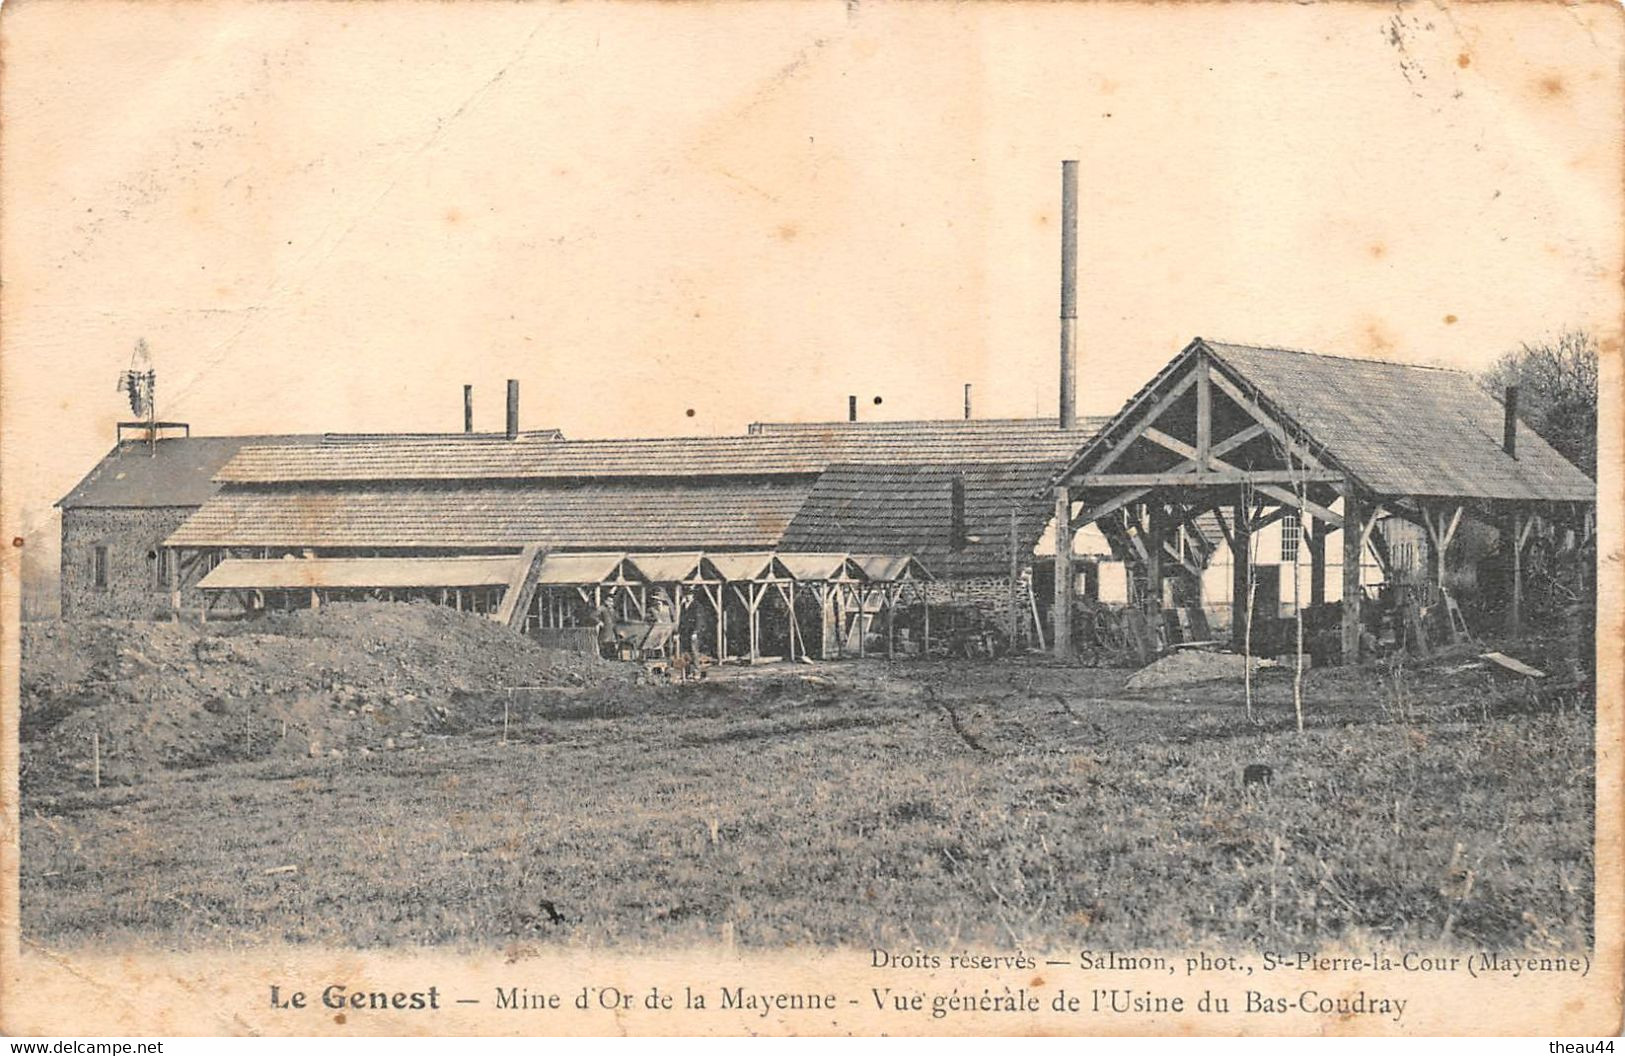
[592,600,619,659]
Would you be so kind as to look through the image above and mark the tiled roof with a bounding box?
[749,416,1111,436]
[780,462,1060,578]
[536,552,635,585]
[777,552,863,582]
[214,420,1103,484]
[57,435,326,509]
[322,430,564,444]
[849,553,931,581]
[57,430,565,509]
[707,552,787,581]
[1202,341,1596,502]
[165,479,812,551]
[625,552,710,583]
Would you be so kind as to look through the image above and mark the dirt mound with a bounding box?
[1123,649,1271,691]
[20,602,636,788]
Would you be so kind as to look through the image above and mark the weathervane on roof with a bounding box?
[116,338,160,455]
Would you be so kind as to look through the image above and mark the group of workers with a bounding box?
[590,589,678,661]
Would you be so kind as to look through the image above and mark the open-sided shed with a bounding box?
[197,554,528,618]
[1047,338,1596,662]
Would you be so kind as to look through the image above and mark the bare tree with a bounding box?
[1480,329,1599,478]
[1284,446,1308,734]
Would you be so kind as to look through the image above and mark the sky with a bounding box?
[3,0,1620,591]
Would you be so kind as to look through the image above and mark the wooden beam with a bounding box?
[1441,504,1464,552]
[1195,357,1212,472]
[1052,486,1073,659]
[1250,505,1292,533]
[1211,422,1267,460]
[1307,517,1326,607]
[1143,426,1243,475]
[1507,508,1524,635]
[1145,504,1165,612]
[1121,515,1151,565]
[1142,427,1197,461]
[1230,501,1250,649]
[1360,504,1387,550]
[1078,469,1341,487]
[1252,483,1345,528]
[1340,479,1363,664]
[1211,507,1235,554]
[1366,522,1393,578]
[1075,486,1152,528]
[1207,369,1328,470]
[1162,538,1202,579]
[1090,369,1200,475]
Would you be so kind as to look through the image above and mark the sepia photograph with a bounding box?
[1,0,1619,1038]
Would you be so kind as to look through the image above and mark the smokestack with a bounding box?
[506,379,519,440]
[964,383,973,420]
[848,395,858,423]
[463,385,474,434]
[1059,159,1079,430]
[1503,385,1519,458]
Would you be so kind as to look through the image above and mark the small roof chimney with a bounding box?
[464,385,474,434]
[848,395,858,423]
[506,379,520,440]
[1503,385,1519,458]
[964,383,972,420]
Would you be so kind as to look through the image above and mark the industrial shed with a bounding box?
[781,461,1066,642]
[1048,338,1596,663]
[56,429,563,620]
[159,417,1100,654]
[55,433,326,620]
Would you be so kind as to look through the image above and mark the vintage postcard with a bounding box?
[1,0,1620,1038]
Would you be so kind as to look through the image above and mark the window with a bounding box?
[147,548,170,589]
[92,545,109,590]
[1280,512,1300,564]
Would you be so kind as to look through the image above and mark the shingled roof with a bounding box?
[780,462,1059,578]
[1055,338,1596,504]
[1203,341,1595,502]
[57,435,325,509]
[165,479,813,551]
[214,419,1104,484]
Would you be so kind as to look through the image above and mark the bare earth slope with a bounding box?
[19,610,1593,953]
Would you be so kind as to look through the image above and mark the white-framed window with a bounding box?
[1280,512,1300,564]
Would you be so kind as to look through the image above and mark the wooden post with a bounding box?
[1307,518,1326,608]
[1507,507,1523,635]
[1053,486,1073,659]
[885,585,896,659]
[1145,504,1165,615]
[749,585,760,661]
[715,586,726,662]
[780,578,793,653]
[1340,479,1363,664]
[167,547,181,619]
[1231,501,1250,649]
[1008,508,1020,647]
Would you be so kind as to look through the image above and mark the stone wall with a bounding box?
[60,507,195,620]
[921,566,1036,643]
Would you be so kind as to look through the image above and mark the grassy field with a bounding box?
[20,641,1594,954]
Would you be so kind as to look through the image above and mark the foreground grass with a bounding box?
[21,659,1593,952]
